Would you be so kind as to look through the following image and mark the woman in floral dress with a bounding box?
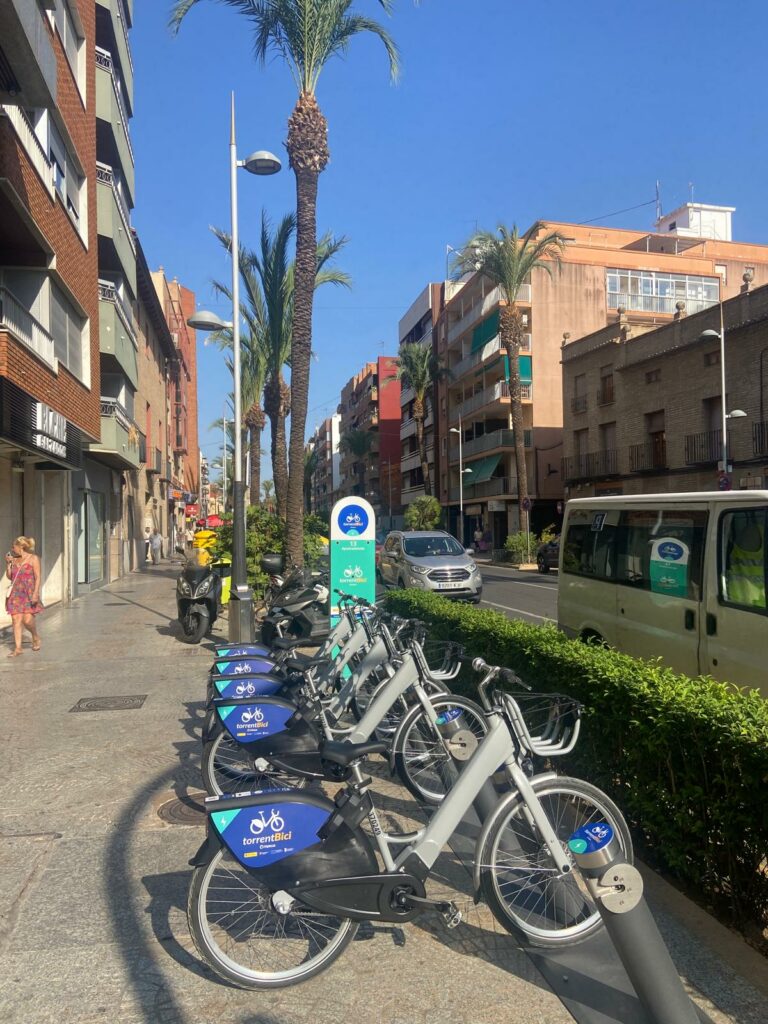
[4,536,42,657]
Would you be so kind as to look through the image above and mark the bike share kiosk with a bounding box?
[329,497,376,623]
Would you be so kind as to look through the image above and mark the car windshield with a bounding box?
[403,536,464,558]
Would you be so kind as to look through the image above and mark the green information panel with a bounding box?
[330,497,376,620]
[649,537,690,598]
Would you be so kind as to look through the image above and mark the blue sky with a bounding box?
[131,0,768,481]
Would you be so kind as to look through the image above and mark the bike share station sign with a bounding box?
[330,497,376,621]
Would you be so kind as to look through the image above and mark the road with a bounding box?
[478,563,558,624]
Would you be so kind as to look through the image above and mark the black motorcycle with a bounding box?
[176,554,231,644]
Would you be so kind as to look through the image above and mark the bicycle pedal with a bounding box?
[442,903,462,928]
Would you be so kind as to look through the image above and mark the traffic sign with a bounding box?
[718,473,732,492]
[521,497,532,512]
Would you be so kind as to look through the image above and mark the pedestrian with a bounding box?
[149,528,163,566]
[474,524,484,549]
[4,536,43,657]
[185,524,194,552]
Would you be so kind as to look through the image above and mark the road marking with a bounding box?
[481,600,551,622]
[481,575,557,592]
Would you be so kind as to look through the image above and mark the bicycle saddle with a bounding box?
[319,739,388,767]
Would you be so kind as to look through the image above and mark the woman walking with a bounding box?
[4,536,42,657]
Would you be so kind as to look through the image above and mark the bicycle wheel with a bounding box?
[479,776,633,947]
[353,675,449,741]
[393,694,488,804]
[202,731,307,797]
[188,847,357,989]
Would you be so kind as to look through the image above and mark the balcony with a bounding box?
[608,291,716,316]
[451,333,533,382]
[447,284,531,347]
[98,279,137,386]
[145,447,162,474]
[0,0,57,108]
[91,397,140,470]
[449,476,518,501]
[753,422,768,457]
[562,450,619,483]
[449,428,532,463]
[629,440,667,473]
[97,161,136,293]
[95,1,134,110]
[400,407,433,440]
[597,380,615,406]
[137,430,146,464]
[95,48,134,203]
[684,430,723,465]
[571,394,587,414]
[450,380,533,423]
[401,446,434,473]
[0,285,56,370]
[1,105,55,196]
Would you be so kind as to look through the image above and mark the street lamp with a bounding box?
[188,94,281,642]
[450,417,473,545]
[699,325,748,482]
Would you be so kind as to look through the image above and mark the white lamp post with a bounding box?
[699,317,747,482]
[187,95,280,641]
[450,417,473,545]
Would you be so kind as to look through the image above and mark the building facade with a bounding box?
[435,206,768,547]
[561,280,768,497]
[308,414,341,516]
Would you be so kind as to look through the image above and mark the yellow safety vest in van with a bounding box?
[727,532,765,607]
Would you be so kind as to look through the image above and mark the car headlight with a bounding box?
[467,562,477,573]
[177,577,192,596]
[409,564,431,576]
[195,576,213,597]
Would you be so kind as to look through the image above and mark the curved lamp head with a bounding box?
[462,467,473,474]
[187,310,231,332]
[241,150,282,176]
[726,409,747,420]
[699,328,721,342]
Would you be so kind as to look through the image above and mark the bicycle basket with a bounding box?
[499,691,582,757]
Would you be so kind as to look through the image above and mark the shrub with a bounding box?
[503,530,534,563]
[404,495,442,531]
[384,588,768,934]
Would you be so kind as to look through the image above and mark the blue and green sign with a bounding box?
[330,496,376,620]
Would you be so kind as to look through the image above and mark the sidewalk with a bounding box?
[0,568,766,1024]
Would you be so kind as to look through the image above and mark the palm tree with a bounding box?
[340,428,375,498]
[451,223,565,533]
[303,446,318,513]
[211,214,349,519]
[170,0,399,567]
[394,341,448,497]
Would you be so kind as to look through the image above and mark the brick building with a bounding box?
[434,206,768,547]
[561,280,768,497]
[307,414,341,516]
[0,1,100,619]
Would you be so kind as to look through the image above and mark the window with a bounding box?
[645,369,661,384]
[598,365,614,405]
[50,282,85,379]
[600,422,616,451]
[49,118,86,235]
[614,509,707,599]
[719,509,767,613]
[715,264,727,284]
[53,1,86,98]
[562,509,618,579]
[606,268,719,314]
[704,351,720,367]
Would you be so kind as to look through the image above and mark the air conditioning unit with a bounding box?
[521,314,529,327]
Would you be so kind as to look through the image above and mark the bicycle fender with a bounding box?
[471,771,559,893]
[189,828,222,868]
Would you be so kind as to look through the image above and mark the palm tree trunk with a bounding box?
[249,425,261,505]
[357,464,366,497]
[415,405,431,496]
[500,305,529,536]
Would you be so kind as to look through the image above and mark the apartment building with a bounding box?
[308,414,341,516]
[436,205,768,547]
[561,280,768,497]
[150,268,200,549]
[397,283,442,510]
[0,0,100,616]
[337,358,401,517]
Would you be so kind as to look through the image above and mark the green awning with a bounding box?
[465,453,501,484]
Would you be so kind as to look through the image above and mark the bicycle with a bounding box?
[187,659,631,988]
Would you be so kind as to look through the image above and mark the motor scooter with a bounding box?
[176,551,232,644]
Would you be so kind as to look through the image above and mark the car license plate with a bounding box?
[437,582,464,590]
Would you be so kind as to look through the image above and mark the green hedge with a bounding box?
[385,589,768,931]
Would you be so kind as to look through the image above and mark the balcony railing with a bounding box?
[562,450,619,482]
[0,286,56,370]
[450,427,532,462]
[95,47,134,163]
[98,278,137,345]
[571,394,587,414]
[597,380,615,406]
[684,429,724,465]
[450,476,518,501]
[753,422,768,457]
[446,284,532,346]
[607,291,716,316]
[629,440,667,473]
[96,161,136,253]
[1,106,54,195]
[452,336,501,379]
[452,380,510,421]
[115,0,134,72]
[100,397,133,431]
[138,430,146,464]
[147,447,162,474]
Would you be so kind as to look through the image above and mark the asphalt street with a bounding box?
[478,564,559,624]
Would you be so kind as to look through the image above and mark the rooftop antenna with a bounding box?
[688,181,695,203]
[655,180,662,222]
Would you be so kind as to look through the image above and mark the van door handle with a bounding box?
[684,609,695,631]
[706,613,717,636]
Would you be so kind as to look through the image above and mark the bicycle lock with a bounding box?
[568,823,699,1024]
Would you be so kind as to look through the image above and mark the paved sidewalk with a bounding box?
[0,568,766,1024]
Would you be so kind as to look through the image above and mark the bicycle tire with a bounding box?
[479,776,632,947]
[392,694,488,804]
[352,675,449,742]
[201,730,307,797]
[188,847,357,989]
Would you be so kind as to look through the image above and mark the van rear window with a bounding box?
[562,511,618,580]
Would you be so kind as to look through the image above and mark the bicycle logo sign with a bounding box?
[338,504,368,536]
[239,707,264,724]
[235,681,256,697]
[249,808,285,836]
[233,663,252,675]
[343,565,364,580]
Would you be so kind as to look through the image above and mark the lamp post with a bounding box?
[222,412,228,512]
[449,417,473,545]
[699,314,747,485]
[188,95,280,641]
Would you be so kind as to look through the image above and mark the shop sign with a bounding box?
[465,504,482,516]
[34,402,67,459]
[170,488,183,501]
[487,500,506,512]
[185,503,199,516]
[329,497,375,620]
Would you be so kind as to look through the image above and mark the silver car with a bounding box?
[378,530,483,603]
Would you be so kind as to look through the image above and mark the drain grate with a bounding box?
[69,694,148,713]
[157,795,206,826]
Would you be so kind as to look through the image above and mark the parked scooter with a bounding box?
[260,570,330,646]
[176,550,232,644]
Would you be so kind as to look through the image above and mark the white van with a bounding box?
[558,492,767,692]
